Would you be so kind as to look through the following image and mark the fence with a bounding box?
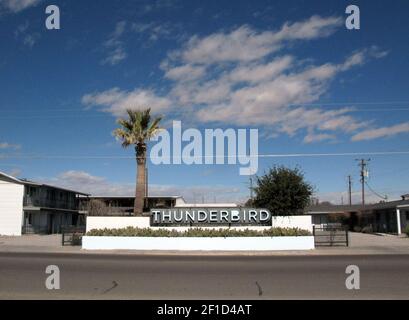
[22,225,48,235]
[61,226,86,246]
[313,225,349,247]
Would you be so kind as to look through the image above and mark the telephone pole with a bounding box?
[347,175,352,205]
[355,159,370,206]
[249,176,254,202]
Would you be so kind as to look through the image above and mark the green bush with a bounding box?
[86,226,311,237]
[405,225,409,237]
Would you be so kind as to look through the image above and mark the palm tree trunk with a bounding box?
[134,144,146,215]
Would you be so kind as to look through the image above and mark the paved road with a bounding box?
[1,252,409,299]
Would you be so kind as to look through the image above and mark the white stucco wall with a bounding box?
[86,215,313,233]
[83,236,315,251]
[272,215,313,233]
[86,216,151,232]
[0,180,24,235]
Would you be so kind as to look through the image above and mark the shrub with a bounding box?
[86,227,311,237]
[405,225,409,237]
[353,226,362,232]
[361,225,373,234]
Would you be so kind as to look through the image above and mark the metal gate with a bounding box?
[61,226,86,246]
[313,225,349,246]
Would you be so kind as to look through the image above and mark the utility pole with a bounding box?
[145,167,148,209]
[347,175,352,206]
[355,159,370,206]
[249,176,253,202]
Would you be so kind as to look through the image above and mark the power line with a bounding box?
[365,181,388,201]
[1,150,409,160]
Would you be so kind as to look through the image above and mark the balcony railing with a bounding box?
[23,195,78,211]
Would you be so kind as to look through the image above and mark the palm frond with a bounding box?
[113,107,163,147]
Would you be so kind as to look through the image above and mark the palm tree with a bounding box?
[113,108,162,215]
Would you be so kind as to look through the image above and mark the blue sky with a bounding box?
[0,0,409,204]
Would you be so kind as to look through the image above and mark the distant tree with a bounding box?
[319,201,333,206]
[244,198,254,207]
[87,199,109,216]
[252,166,313,215]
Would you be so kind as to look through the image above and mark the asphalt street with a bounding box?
[0,252,408,299]
[0,253,409,299]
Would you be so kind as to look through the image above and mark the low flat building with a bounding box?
[79,195,238,215]
[306,196,409,234]
[79,195,187,215]
[0,172,88,235]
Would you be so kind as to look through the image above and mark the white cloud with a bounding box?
[86,15,391,143]
[351,122,409,141]
[43,171,133,196]
[102,21,128,65]
[227,55,293,84]
[22,32,40,47]
[14,20,29,36]
[0,142,21,150]
[0,0,41,13]
[272,15,341,41]
[131,22,173,42]
[7,168,22,177]
[43,170,246,203]
[171,16,341,65]
[164,64,206,81]
[82,87,172,117]
[303,131,335,143]
[149,184,246,203]
[14,21,40,47]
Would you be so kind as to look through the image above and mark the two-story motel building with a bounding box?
[0,172,88,235]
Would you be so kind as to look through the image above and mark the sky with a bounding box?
[0,0,409,204]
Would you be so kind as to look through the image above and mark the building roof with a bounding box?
[0,171,89,196]
[306,204,364,214]
[306,198,409,214]
[175,203,239,208]
[81,195,185,200]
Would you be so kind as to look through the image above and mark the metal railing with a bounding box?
[313,225,349,247]
[61,226,86,246]
[22,225,48,234]
[24,196,78,210]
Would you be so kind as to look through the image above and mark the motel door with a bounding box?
[48,214,54,234]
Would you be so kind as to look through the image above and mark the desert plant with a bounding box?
[404,225,409,237]
[86,227,311,237]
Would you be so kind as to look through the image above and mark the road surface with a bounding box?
[0,252,408,299]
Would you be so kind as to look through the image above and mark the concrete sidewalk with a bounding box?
[0,232,408,256]
[0,235,80,254]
